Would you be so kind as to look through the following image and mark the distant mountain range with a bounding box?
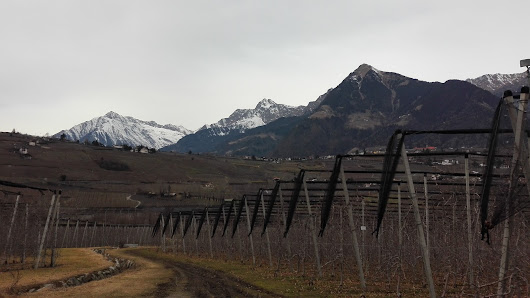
[54,111,192,149]
[466,72,527,97]
[161,97,325,153]
[56,65,528,156]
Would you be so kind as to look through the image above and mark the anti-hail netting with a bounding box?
[480,91,530,243]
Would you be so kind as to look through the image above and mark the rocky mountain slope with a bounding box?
[54,111,192,149]
[466,72,527,97]
[171,64,499,157]
[161,97,323,153]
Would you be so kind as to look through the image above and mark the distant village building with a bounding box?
[28,141,36,146]
[139,147,149,154]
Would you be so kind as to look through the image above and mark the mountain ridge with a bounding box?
[54,111,192,149]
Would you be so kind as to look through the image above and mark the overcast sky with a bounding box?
[1,1,529,136]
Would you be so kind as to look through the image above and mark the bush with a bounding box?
[95,159,130,171]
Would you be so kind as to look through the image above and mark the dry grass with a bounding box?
[22,248,174,297]
[0,248,111,296]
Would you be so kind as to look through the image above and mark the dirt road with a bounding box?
[121,249,281,298]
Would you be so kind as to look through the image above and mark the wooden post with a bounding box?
[260,193,273,268]
[302,180,322,278]
[244,197,256,266]
[3,195,20,264]
[34,194,56,269]
[339,165,366,288]
[401,143,436,298]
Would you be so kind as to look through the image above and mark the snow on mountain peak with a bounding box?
[104,111,122,119]
[198,98,306,136]
[54,112,191,149]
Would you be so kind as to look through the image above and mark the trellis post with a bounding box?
[4,194,20,264]
[261,192,273,268]
[339,165,366,289]
[180,214,186,255]
[206,209,213,258]
[302,180,322,278]
[22,203,29,263]
[244,197,256,266]
[401,141,436,298]
[72,220,80,248]
[51,201,61,267]
[81,221,88,247]
[34,194,56,269]
[279,186,292,271]
[498,88,528,295]
[90,222,97,247]
[423,173,430,252]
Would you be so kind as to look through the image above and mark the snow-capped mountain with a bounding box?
[466,72,527,97]
[198,98,306,136]
[54,111,192,149]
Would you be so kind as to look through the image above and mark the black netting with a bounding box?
[319,156,342,236]
[171,212,181,238]
[249,189,263,235]
[480,91,530,243]
[262,182,280,236]
[161,211,171,235]
[211,203,224,238]
[222,200,235,237]
[284,170,305,237]
[374,130,405,237]
[196,208,207,239]
[231,197,245,238]
[183,212,193,237]
[152,213,162,237]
